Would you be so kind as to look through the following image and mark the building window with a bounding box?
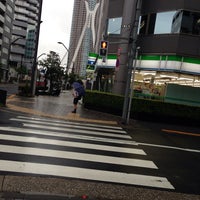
[172,10,200,35]
[154,11,175,34]
[139,15,148,34]
[140,10,200,36]
[107,17,122,35]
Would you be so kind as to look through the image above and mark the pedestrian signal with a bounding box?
[101,41,108,49]
[99,40,108,57]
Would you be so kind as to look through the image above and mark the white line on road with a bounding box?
[0,133,144,155]
[0,126,136,146]
[22,123,130,139]
[11,118,127,134]
[0,160,174,189]
[137,142,200,153]
[16,116,123,130]
[0,144,157,169]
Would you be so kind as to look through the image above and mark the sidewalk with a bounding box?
[6,90,120,126]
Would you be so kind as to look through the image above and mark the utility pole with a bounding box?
[30,0,43,96]
[115,0,142,124]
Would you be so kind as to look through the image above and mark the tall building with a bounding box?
[0,0,16,82]
[11,0,42,77]
[68,0,108,77]
[9,0,43,81]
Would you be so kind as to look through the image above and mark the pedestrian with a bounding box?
[72,80,85,113]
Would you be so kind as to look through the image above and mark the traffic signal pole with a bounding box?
[121,0,142,124]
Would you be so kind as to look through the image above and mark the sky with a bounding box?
[38,0,74,65]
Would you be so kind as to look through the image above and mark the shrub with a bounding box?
[83,90,200,126]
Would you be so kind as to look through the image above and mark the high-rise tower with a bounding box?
[68,0,108,77]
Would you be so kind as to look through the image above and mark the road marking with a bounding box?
[11,118,125,133]
[22,123,129,139]
[0,133,144,155]
[16,116,123,130]
[0,144,156,169]
[0,160,174,189]
[137,142,200,153]
[0,126,136,145]
[0,116,175,190]
[162,129,200,137]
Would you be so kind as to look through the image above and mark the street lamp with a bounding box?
[57,41,70,73]
[36,53,46,73]
[57,42,69,52]
[37,53,46,60]
[10,37,24,46]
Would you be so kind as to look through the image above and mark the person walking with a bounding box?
[72,80,85,113]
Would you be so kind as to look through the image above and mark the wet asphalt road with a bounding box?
[0,108,199,199]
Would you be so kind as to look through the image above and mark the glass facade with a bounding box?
[139,10,200,35]
[172,10,200,35]
[25,29,35,59]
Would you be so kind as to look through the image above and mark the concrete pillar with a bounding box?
[112,0,138,95]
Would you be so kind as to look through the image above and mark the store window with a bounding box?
[107,17,122,35]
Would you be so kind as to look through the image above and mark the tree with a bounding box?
[39,51,64,94]
[16,65,27,80]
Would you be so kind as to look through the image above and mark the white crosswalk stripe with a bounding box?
[0,116,175,190]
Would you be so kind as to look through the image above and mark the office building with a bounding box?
[9,0,42,81]
[0,0,15,81]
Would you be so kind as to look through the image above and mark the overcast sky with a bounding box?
[38,0,74,65]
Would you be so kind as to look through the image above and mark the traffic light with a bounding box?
[99,40,108,57]
[101,40,108,49]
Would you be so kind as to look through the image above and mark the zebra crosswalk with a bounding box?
[0,116,174,190]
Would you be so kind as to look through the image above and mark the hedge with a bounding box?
[83,90,200,126]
